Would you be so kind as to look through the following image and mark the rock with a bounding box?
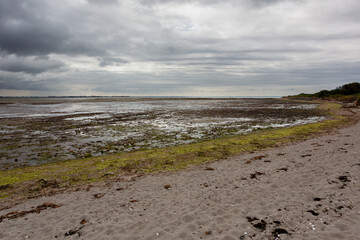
[205,167,215,171]
[164,184,171,189]
[93,193,105,199]
[272,228,289,236]
[306,210,319,216]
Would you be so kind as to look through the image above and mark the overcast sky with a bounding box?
[0,0,359,96]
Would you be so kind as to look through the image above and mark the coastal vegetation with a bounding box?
[288,82,360,104]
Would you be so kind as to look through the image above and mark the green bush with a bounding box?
[339,82,360,95]
[294,82,360,100]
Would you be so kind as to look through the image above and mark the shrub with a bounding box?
[340,82,360,95]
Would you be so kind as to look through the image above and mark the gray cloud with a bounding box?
[98,57,128,67]
[137,0,296,8]
[0,0,359,96]
[0,0,104,56]
[87,0,119,5]
[0,72,52,91]
[87,0,119,4]
[0,55,65,74]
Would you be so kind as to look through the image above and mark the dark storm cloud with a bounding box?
[0,72,52,91]
[0,0,104,56]
[0,55,65,74]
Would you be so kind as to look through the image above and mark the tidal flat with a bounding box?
[0,97,325,169]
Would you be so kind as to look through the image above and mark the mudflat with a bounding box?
[0,98,323,169]
[0,109,359,240]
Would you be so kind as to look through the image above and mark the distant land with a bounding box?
[287,82,360,105]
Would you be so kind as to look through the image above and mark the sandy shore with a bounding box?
[0,110,359,240]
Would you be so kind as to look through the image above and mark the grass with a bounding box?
[0,101,354,201]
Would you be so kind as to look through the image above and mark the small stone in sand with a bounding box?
[306,210,319,216]
[164,184,171,189]
[93,193,105,199]
[272,228,289,236]
[205,167,215,171]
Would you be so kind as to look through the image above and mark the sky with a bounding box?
[0,0,359,97]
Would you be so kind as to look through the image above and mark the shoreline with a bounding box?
[0,101,356,207]
[0,108,359,239]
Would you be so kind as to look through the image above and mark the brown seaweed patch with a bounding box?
[0,202,60,223]
[245,155,267,164]
[250,171,264,179]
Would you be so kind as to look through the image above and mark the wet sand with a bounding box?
[0,109,359,240]
[0,98,323,169]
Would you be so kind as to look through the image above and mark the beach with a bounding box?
[0,109,359,240]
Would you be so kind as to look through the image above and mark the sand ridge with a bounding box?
[0,111,359,240]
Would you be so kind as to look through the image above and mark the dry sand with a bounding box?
[1,110,359,240]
